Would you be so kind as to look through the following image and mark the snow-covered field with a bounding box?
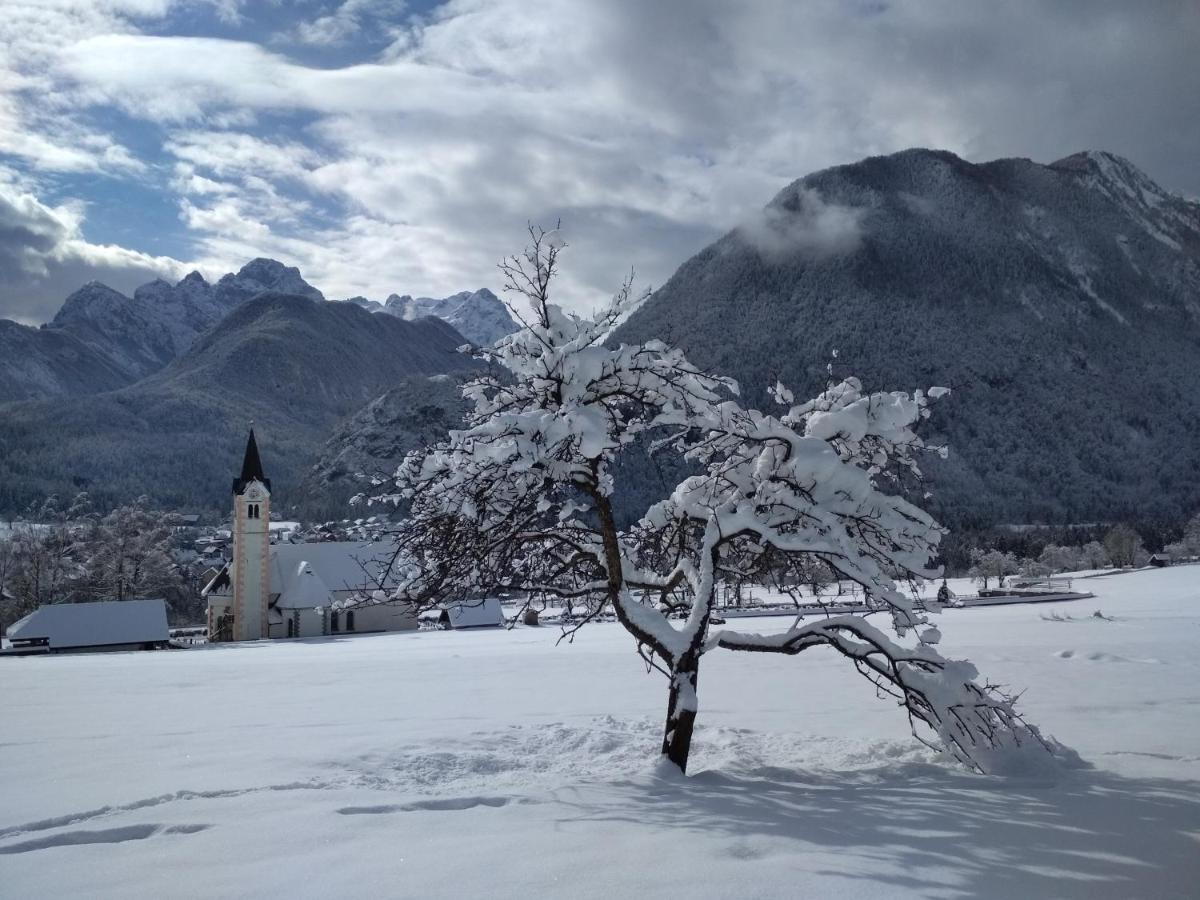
[2,567,1198,898]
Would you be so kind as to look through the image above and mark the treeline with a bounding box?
[0,494,210,635]
[941,515,1200,581]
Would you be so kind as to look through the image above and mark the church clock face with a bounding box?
[247,485,263,500]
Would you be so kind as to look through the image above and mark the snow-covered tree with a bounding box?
[1018,556,1052,579]
[0,495,202,631]
[1164,512,1200,559]
[375,229,1062,775]
[80,497,180,602]
[1079,540,1108,569]
[1038,543,1081,574]
[1103,524,1146,568]
[9,494,91,608]
[968,548,1018,590]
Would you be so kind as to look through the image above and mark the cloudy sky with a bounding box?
[2,0,1197,324]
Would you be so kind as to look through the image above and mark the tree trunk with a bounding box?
[662,655,700,773]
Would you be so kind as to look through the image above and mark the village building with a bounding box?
[3,598,169,655]
[422,597,507,630]
[203,431,418,641]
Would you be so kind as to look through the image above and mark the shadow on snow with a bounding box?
[553,763,1200,898]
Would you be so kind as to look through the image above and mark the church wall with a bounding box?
[332,595,419,633]
[297,608,325,638]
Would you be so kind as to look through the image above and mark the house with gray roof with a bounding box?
[4,599,169,655]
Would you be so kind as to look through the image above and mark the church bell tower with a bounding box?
[231,428,271,641]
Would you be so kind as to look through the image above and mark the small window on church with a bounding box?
[346,611,355,632]
[331,611,339,632]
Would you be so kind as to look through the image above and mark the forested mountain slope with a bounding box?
[300,374,468,516]
[0,318,132,402]
[613,149,1200,527]
[0,293,477,517]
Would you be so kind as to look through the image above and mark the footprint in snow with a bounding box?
[0,823,211,855]
[337,796,516,815]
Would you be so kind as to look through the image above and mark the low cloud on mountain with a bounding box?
[738,190,864,262]
[0,175,187,324]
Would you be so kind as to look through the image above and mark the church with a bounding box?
[204,431,418,641]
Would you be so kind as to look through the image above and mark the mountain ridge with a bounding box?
[0,259,512,404]
[346,287,518,346]
[612,147,1200,527]
[0,258,326,403]
[0,291,479,517]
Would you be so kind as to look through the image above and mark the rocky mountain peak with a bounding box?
[52,282,134,324]
[133,278,174,302]
[221,258,324,301]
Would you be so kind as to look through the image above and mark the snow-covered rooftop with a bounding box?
[442,597,505,628]
[277,561,334,610]
[6,599,169,650]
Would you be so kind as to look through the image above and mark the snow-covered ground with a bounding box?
[2,567,1198,898]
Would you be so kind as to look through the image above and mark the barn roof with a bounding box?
[442,597,505,628]
[7,599,169,650]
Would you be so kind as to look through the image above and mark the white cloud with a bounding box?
[0,0,168,174]
[289,0,408,47]
[0,173,189,323]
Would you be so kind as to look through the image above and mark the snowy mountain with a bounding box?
[613,149,1200,527]
[0,293,478,517]
[0,260,512,404]
[0,317,132,402]
[349,288,518,346]
[0,259,324,402]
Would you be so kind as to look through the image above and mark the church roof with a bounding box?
[204,541,400,608]
[277,561,335,609]
[233,428,271,494]
[269,542,397,607]
[201,566,231,596]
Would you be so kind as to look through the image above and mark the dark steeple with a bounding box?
[232,428,271,494]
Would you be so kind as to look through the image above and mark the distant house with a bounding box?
[1148,553,1174,568]
[3,599,169,655]
[433,598,506,630]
